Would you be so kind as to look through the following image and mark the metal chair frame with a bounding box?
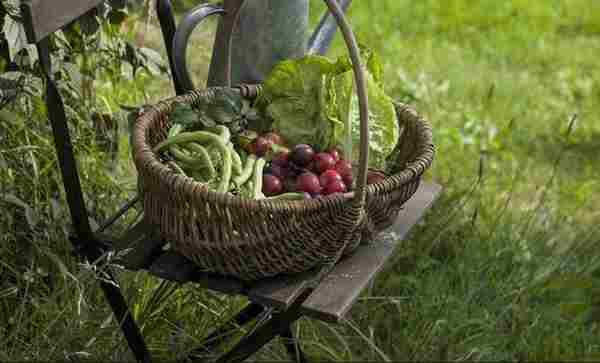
[19,1,440,362]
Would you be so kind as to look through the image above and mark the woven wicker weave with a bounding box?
[132,90,433,281]
[131,0,434,281]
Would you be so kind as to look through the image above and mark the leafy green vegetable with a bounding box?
[169,88,262,134]
[325,69,399,170]
[260,47,399,170]
[169,103,199,129]
[258,56,336,148]
[335,46,384,85]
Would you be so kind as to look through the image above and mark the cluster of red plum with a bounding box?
[247,132,385,198]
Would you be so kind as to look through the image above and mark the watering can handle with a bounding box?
[172,0,244,92]
[308,0,352,55]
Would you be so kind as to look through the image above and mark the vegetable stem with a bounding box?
[230,147,243,175]
[252,158,266,199]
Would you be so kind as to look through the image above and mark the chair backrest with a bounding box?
[21,0,103,43]
[156,0,185,95]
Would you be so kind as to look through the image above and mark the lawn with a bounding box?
[1,0,599,361]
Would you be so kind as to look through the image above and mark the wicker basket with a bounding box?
[131,0,434,281]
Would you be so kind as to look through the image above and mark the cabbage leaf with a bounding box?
[259,48,399,170]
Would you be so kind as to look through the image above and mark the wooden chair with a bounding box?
[21,1,441,362]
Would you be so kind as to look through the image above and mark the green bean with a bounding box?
[242,180,254,198]
[154,131,231,193]
[170,146,213,174]
[166,161,187,176]
[154,131,221,151]
[267,192,306,200]
[211,125,242,175]
[169,146,196,166]
[230,147,243,176]
[191,170,212,183]
[252,157,266,199]
[205,125,241,175]
[183,142,216,179]
[233,154,256,187]
[167,124,190,168]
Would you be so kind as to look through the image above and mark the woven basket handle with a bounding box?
[323,0,370,223]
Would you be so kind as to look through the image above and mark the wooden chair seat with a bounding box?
[109,182,442,323]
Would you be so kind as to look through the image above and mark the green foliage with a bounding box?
[2,0,600,361]
[0,2,168,360]
[260,55,335,147]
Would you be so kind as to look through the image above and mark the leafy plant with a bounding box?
[0,1,168,355]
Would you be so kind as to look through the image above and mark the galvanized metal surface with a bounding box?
[173,0,351,90]
[221,0,310,85]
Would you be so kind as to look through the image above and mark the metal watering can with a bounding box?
[171,0,351,90]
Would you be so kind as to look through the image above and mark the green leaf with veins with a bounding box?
[170,88,260,134]
[169,103,200,129]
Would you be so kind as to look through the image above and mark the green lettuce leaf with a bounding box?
[259,48,398,170]
[324,70,398,170]
[259,56,336,147]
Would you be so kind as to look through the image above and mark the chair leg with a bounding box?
[213,290,312,363]
[186,303,265,360]
[100,270,152,363]
[281,326,308,363]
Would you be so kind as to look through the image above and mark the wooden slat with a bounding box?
[22,0,103,42]
[111,219,246,295]
[300,182,442,323]
[148,252,246,295]
[247,182,442,319]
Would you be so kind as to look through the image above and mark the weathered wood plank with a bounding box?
[300,182,442,323]
[111,218,246,295]
[148,252,246,295]
[22,0,103,42]
[247,182,441,318]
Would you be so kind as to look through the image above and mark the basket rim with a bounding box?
[132,87,435,214]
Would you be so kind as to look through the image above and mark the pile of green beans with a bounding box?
[154,125,265,197]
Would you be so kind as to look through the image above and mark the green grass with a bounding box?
[2,0,600,361]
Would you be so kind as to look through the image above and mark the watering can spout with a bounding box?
[170,0,353,91]
[308,0,352,56]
